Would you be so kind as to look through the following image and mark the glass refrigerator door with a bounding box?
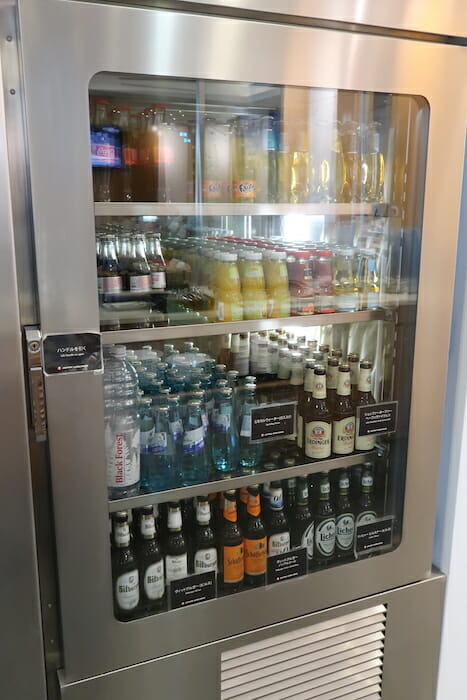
[90,73,427,621]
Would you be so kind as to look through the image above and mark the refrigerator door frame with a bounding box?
[17,0,467,682]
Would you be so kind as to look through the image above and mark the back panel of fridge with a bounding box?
[16,0,467,687]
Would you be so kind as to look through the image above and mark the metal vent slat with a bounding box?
[221,605,385,700]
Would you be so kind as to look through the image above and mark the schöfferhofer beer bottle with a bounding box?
[243,486,267,587]
[219,490,244,593]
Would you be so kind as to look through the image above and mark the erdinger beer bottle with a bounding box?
[304,366,332,460]
[355,360,376,452]
[220,490,244,593]
[335,470,356,560]
[297,359,315,449]
[326,356,339,413]
[314,473,336,566]
[332,364,355,455]
[138,505,166,613]
[243,486,267,587]
[193,496,218,575]
[291,476,314,562]
[111,511,140,621]
[347,352,360,403]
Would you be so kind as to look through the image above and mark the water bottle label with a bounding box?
[105,425,140,488]
[240,414,252,437]
[183,426,205,455]
[152,432,168,454]
[301,523,314,559]
[140,427,155,453]
[268,532,290,556]
[214,413,231,432]
[116,570,139,610]
[194,548,217,574]
[315,519,336,556]
[165,553,188,582]
[169,419,183,440]
[151,271,166,289]
[366,292,379,309]
[336,513,355,551]
[336,293,358,312]
[130,274,151,293]
[144,561,165,600]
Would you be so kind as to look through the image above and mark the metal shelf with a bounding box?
[95,202,389,217]
[101,308,388,344]
[108,451,373,512]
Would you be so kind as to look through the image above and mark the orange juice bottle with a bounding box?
[264,250,291,318]
[215,252,244,322]
[239,250,267,320]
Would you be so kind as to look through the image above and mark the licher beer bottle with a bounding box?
[243,486,267,587]
[335,470,356,560]
[355,360,377,452]
[291,476,314,562]
[304,366,332,460]
[219,490,244,593]
[138,505,166,613]
[111,511,140,621]
[356,465,377,527]
[314,473,336,566]
[332,364,356,455]
[193,496,218,575]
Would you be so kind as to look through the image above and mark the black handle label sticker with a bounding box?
[355,517,394,556]
[267,548,307,584]
[357,401,398,436]
[43,333,102,375]
[251,402,296,442]
[169,571,216,609]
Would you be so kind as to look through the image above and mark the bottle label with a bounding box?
[269,489,284,510]
[214,412,231,432]
[247,493,261,517]
[114,522,130,546]
[194,547,218,574]
[305,421,331,459]
[140,517,155,538]
[268,532,290,556]
[316,295,336,313]
[165,553,188,582]
[151,271,166,289]
[197,501,211,524]
[130,274,151,293]
[244,537,267,575]
[151,432,168,454]
[366,292,379,309]
[358,367,372,392]
[297,414,303,448]
[123,146,138,166]
[169,419,183,440]
[144,560,165,600]
[233,180,256,199]
[332,416,355,454]
[116,570,139,610]
[301,522,314,559]
[336,293,359,312]
[202,180,224,200]
[105,426,140,488]
[167,510,182,531]
[356,511,377,527]
[183,426,205,455]
[223,543,244,583]
[140,427,155,452]
[313,377,327,399]
[101,276,123,293]
[240,414,252,438]
[355,419,376,451]
[243,298,267,320]
[224,502,238,523]
[362,475,374,488]
[336,513,355,551]
[315,518,336,556]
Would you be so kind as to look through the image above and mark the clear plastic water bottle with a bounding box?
[238,383,263,474]
[212,387,238,473]
[182,399,209,486]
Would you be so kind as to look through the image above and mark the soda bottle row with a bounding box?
[111,464,383,620]
[91,97,386,205]
[104,336,379,500]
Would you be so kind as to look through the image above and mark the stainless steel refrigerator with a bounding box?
[3,1,467,698]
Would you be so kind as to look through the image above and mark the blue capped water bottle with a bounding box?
[238,383,263,474]
[182,399,209,486]
[147,405,176,492]
[212,387,238,473]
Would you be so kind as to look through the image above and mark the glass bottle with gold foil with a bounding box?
[219,490,244,593]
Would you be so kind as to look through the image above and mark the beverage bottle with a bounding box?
[127,233,151,294]
[277,119,292,203]
[291,476,314,562]
[304,366,332,460]
[266,482,290,555]
[355,464,377,527]
[98,234,123,298]
[156,115,194,203]
[110,105,134,202]
[219,490,244,593]
[283,475,297,515]
[243,486,267,586]
[357,248,380,310]
[202,118,231,202]
[168,394,183,464]
[290,124,309,203]
[347,352,360,404]
[138,505,166,612]
[314,473,336,566]
[181,498,196,573]
[364,122,385,203]
[165,502,188,583]
[341,121,363,203]
[257,115,278,203]
[334,248,358,312]
[286,352,303,441]
[331,348,343,363]
[217,335,232,369]
[239,250,268,320]
[332,364,355,455]
[193,496,218,575]
[298,359,315,450]
[335,470,356,560]
[111,511,140,621]
[314,250,336,314]
[288,251,315,316]
[211,387,238,473]
[91,98,115,202]
[226,369,240,418]
[264,251,291,319]
[238,383,263,474]
[268,332,280,377]
[234,332,250,377]
[232,115,258,202]
[182,399,209,486]
[215,253,243,322]
[148,405,176,492]
[136,107,155,201]
[313,122,345,203]
[139,397,155,492]
[319,344,330,364]
[146,232,167,291]
[355,360,377,452]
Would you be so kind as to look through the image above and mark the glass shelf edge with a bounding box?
[107,451,374,512]
[94,202,389,217]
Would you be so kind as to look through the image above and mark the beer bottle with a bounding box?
[165,502,188,583]
[238,486,249,532]
[326,356,339,414]
[138,505,166,613]
[304,366,332,460]
[181,498,196,573]
[298,359,315,450]
[331,348,343,363]
[332,364,355,455]
[291,476,314,562]
[319,344,330,364]
[127,233,151,294]
[243,486,267,587]
[335,470,356,560]
[111,511,140,621]
[266,481,290,556]
[355,360,376,452]
[283,475,297,515]
[219,490,244,593]
[193,496,218,575]
[347,352,360,404]
[98,234,123,299]
[355,464,377,527]
[314,473,336,566]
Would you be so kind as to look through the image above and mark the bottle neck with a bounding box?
[114,521,130,548]
[304,368,315,393]
[269,487,284,511]
[140,514,156,540]
[223,498,238,523]
[247,493,261,517]
[338,475,350,496]
[327,363,339,390]
[168,508,182,531]
[349,360,359,386]
[319,480,331,501]
[312,373,327,399]
[296,481,309,505]
[337,371,351,397]
[358,367,372,393]
[196,501,211,526]
[361,474,374,494]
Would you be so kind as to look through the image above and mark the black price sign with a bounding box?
[251,402,296,442]
[169,571,216,609]
[355,517,394,556]
[43,333,102,375]
[357,401,398,437]
[267,548,307,584]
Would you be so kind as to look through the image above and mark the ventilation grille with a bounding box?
[221,604,386,700]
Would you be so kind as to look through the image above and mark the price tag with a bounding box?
[251,402,296,442]
[169,571,216,609]
[267,548,307,584]
[355,516,394,556]
[357,401,398,436]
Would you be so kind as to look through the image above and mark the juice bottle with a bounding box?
[239,250,267,320]
[215,252,243,322]
[202,118,232,202]
[264,250,291,319]
[232,116,258,202]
